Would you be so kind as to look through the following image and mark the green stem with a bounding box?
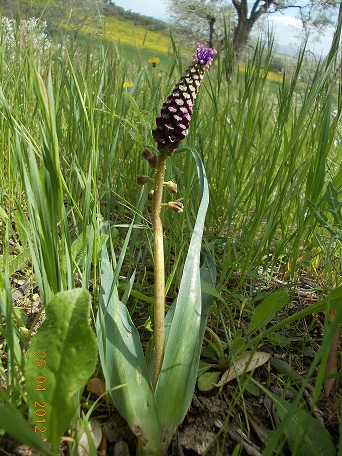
[152,152,167,389]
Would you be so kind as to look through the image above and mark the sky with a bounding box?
[111,0,336,56]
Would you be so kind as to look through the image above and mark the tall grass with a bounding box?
[0,16,341,454]
[181,38,341,288]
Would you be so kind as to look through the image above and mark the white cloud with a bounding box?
[265,14,335,55]
[271,15,302,28]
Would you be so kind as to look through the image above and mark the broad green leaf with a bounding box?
[155,149,215,436]
[148,253,216,378]
[0,248,31,275]
[270,393,336,456]
[25,289,98,452]
[0,404,53,455]
[198,371,221,392]
[198,360,214,377]
[96,243,162,453]
[247,290,288,334]
[201,342,226,362]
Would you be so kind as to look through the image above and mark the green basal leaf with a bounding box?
[155,149,215,437]
[197,371,221,392]
[198,360,214,377]
[25,289,98,452]
[247,290,288,335]
[97,151,214,450]
[147,254,216,378]
[96,242,163,453]
[269,393,336,456]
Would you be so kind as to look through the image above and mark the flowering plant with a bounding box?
[148,57,161,67]
[97,43,217,455]
[123,81,133,89]
[1,17,53,58]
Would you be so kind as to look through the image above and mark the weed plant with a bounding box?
[0,16,341,455]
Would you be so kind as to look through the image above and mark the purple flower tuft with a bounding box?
[193,42,217,67]
[152,43,216,155]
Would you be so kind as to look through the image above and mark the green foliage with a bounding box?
[103,3,170,35]
[25,289,97,452]
[0,401,53,455]
[0,12,340,455]
[309,182,342,241]
[267,392,336,456]
[247,291,289,334]
[97,150,216,454]
[185,40,341,283]
[269,56,284,73]
[154,150,216,434]
[97,236,163,453]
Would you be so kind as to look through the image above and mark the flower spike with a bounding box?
[193,42,217,67]
[152,43,216,155]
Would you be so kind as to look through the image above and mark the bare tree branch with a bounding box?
[167,0,339,63]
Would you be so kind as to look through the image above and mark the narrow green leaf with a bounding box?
[123,69,145,112]
[25,289,98,452]
[147,254,216,380]
[257,285,342,342]
[270,393,336,456]
[247,290,288,334]
[0,404,53,455]
[96,242,162,452]
[155,149,214,435]
[0,205,8,220]
[325,182,342,227]
[309,182,342,240]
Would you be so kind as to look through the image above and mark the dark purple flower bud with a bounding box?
[142,148,157,168]
[136,174,151,185]
[152,43,216,155]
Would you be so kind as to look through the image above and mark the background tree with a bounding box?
[166,0,233,48]
[167,0,341,63]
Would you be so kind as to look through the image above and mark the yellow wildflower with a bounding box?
[123,81,133,89]
[148,57,160,67]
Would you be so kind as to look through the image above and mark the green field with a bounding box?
[0,12,341,456]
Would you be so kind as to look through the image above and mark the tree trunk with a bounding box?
[208,16,216,48]
[221,0,265,66]
[232,15,254,63]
